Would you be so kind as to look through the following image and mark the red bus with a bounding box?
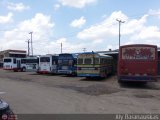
[118,44,158,83]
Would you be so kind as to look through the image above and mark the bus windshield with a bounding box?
[40,57,50,62]
[4,59,12,62]
[62,60,69,65]
[84,58,92,64]
[78,59,83,65]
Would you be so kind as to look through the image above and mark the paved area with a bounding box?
[0,70,160,114]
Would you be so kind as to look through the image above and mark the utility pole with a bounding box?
[61,42,62,54]
[116,19,125,48]
[83,48,86,53]
[26,39,30,56]
[29,32,33,56]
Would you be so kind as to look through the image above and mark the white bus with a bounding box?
[3,57,22,71]
[21,57,39,72]
[38,54,59,74]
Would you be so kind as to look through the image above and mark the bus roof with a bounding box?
[40,54,59,57]
[78,52,112,58]
[22,56,38,59]
[120,44,157,48]
[59,53,78,58]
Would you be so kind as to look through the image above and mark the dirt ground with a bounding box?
[0,69,160,114]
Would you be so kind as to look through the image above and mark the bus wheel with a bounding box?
[22,67,26,72]
[118,78,123,83]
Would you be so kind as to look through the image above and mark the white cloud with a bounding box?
[7,2,30,12]
[0,13,86,54]
[70,16,86,28]
[77,11,128,40]
[2,10,160,54]
[58,0,97,8]
[76,10,160,49]
[54,4,61,10]
[1,13,54,55]
[77,11,148,41]
[54,38,85,53]
[132,26,160,40]
[0,12,13,24]
[148,9,160,18]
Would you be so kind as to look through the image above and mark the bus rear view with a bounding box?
[118,44,158,83]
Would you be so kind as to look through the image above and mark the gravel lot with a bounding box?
[0,69,160,114]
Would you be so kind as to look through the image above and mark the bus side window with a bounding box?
[13,59,16,64]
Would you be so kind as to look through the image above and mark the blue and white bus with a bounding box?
[58,53,77,75]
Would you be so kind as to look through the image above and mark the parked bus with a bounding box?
[38,54,58,74]
[118,44,158,83]
[3,57,22,71]
[21,57,39,72]
[58,53,77,75]
[77,52,113,78]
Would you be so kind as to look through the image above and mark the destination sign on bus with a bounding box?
[79,54,98,58]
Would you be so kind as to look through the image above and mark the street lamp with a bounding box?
[116,19,125,48]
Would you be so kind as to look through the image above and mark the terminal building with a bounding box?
[0,49,27,67]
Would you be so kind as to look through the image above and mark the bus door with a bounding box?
[17,59,21,69]
[52,61,57,73]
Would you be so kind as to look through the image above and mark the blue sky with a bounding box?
[0,0,160,54]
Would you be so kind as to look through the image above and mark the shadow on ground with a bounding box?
[119,81,160,90]
[55,84,121,96]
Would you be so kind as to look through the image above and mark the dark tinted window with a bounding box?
[21,59,26,64]
[62,60,69,65]
[4,59,11,62]
[26,59,38,63]
[59,54,72,59]
[78,59,83,64]
[40,57,50,62]
[84,58,92,64]
[52,56,58,64]
[13,58,16,64]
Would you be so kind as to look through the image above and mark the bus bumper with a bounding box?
[118,75,157,82]
[38,71,50,74]
[77,73,100,77]
[3,68,13,70]
[58,70,74,75]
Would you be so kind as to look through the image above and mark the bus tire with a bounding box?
[118,78,123,83]
[22,67,26,72]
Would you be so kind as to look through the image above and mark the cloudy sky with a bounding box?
[0,0,160,55]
